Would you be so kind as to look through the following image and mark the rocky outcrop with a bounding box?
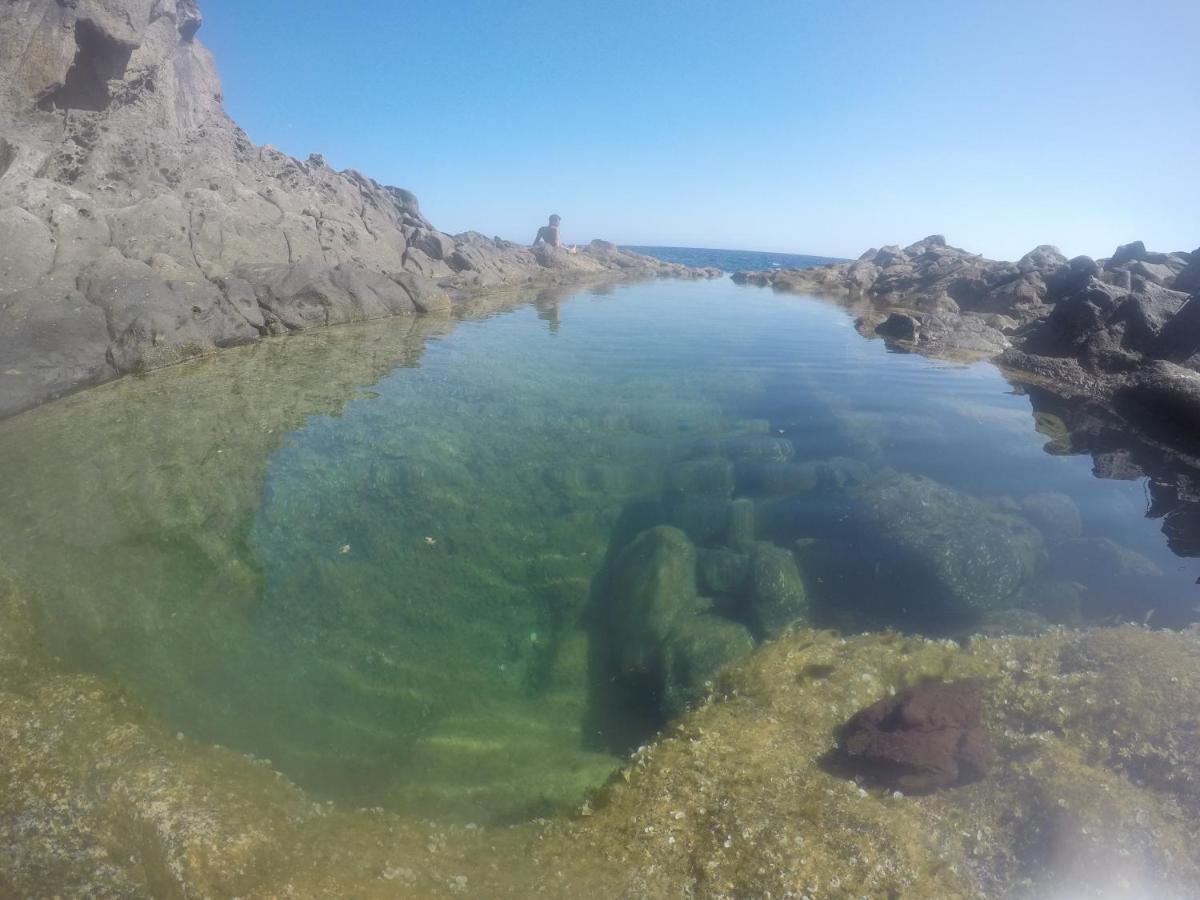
[0,2,717,419]
[735,235,1200,458]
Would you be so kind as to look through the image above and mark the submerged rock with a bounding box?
[747,541,809,638]
[5,577,1200,899]
[846,473,1043,621]
[836,679,994,793]
[606,526,753,718]
[1049,536,1163,581]
[1019,491,1083,543]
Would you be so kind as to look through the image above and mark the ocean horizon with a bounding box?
[622,245,846,273]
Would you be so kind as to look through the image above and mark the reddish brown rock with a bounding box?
[836,678,993,793]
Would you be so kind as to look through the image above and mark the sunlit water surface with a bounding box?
[0,278,1195,822]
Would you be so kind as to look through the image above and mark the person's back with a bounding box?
[533,223,561,248]
[532,214,575,252]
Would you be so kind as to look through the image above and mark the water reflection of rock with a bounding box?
[1015,380,1200,558]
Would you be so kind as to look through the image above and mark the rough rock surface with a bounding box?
[836,678,994,793]
[735,234,1200,464]
[0,1,717,418]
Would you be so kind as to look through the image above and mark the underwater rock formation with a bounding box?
[0,1,717,419]
[606,525,754,719]
[5,578,1200,899]
[836,678,994,793]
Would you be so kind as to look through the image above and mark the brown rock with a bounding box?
[836,678,993,793]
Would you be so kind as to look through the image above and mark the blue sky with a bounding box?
[203,0,1199,260]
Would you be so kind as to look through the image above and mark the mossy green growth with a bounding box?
[4,621,1199,898]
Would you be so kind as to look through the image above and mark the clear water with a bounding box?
[0,277,1196,824]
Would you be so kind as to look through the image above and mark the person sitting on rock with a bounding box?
[532,214,577,254]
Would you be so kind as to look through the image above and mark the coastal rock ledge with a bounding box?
[735,235,1200,458]
[0,0,717,418]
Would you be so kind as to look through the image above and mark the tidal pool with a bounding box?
[0,278,1196,825]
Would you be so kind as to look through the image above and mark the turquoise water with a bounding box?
[0,277,1196,823]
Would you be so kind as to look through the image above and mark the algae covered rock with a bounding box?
[4,595,1200,898]
[846,473,1043,621]
[747,540,809,638]
[606,526,753,718]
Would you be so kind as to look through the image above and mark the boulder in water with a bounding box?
[606,526,753,719]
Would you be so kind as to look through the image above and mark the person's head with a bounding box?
[549,214,561,226]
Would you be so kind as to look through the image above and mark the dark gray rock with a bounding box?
[1173,249,1200,294]
[1113,284,1190,353]
[1154,297,1200,364]
[1108,241,1148,268]
[876,312,920,341]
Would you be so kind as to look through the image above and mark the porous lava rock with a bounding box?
[836,678,994,793]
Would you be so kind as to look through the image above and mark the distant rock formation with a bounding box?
[0,1,715,418]
[734,235,1200,460]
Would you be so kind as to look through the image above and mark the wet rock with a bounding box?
[719,434,794,463]
[876,312,920,341]
[847,474,1043,619]
[696,547,750,598]
[1013,577,1085,626]
[1019,492,1083,544]
[748,542,809,638]
[727,497,755,548]
[665,458,734,497]
[734,460,820,496]
[1048,536,1162,581]
[875,310,1010,356]
[975,607,1051,636]
[659,615,755,718]
[662,495,732,545]
[606,526,753,718]
[836,679,993,793]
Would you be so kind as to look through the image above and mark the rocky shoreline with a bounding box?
[733,236,1200,458]
[0,1,717,419]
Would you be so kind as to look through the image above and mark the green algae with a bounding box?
[5,570,1200,898]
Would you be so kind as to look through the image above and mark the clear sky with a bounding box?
[202,0,1199,260]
